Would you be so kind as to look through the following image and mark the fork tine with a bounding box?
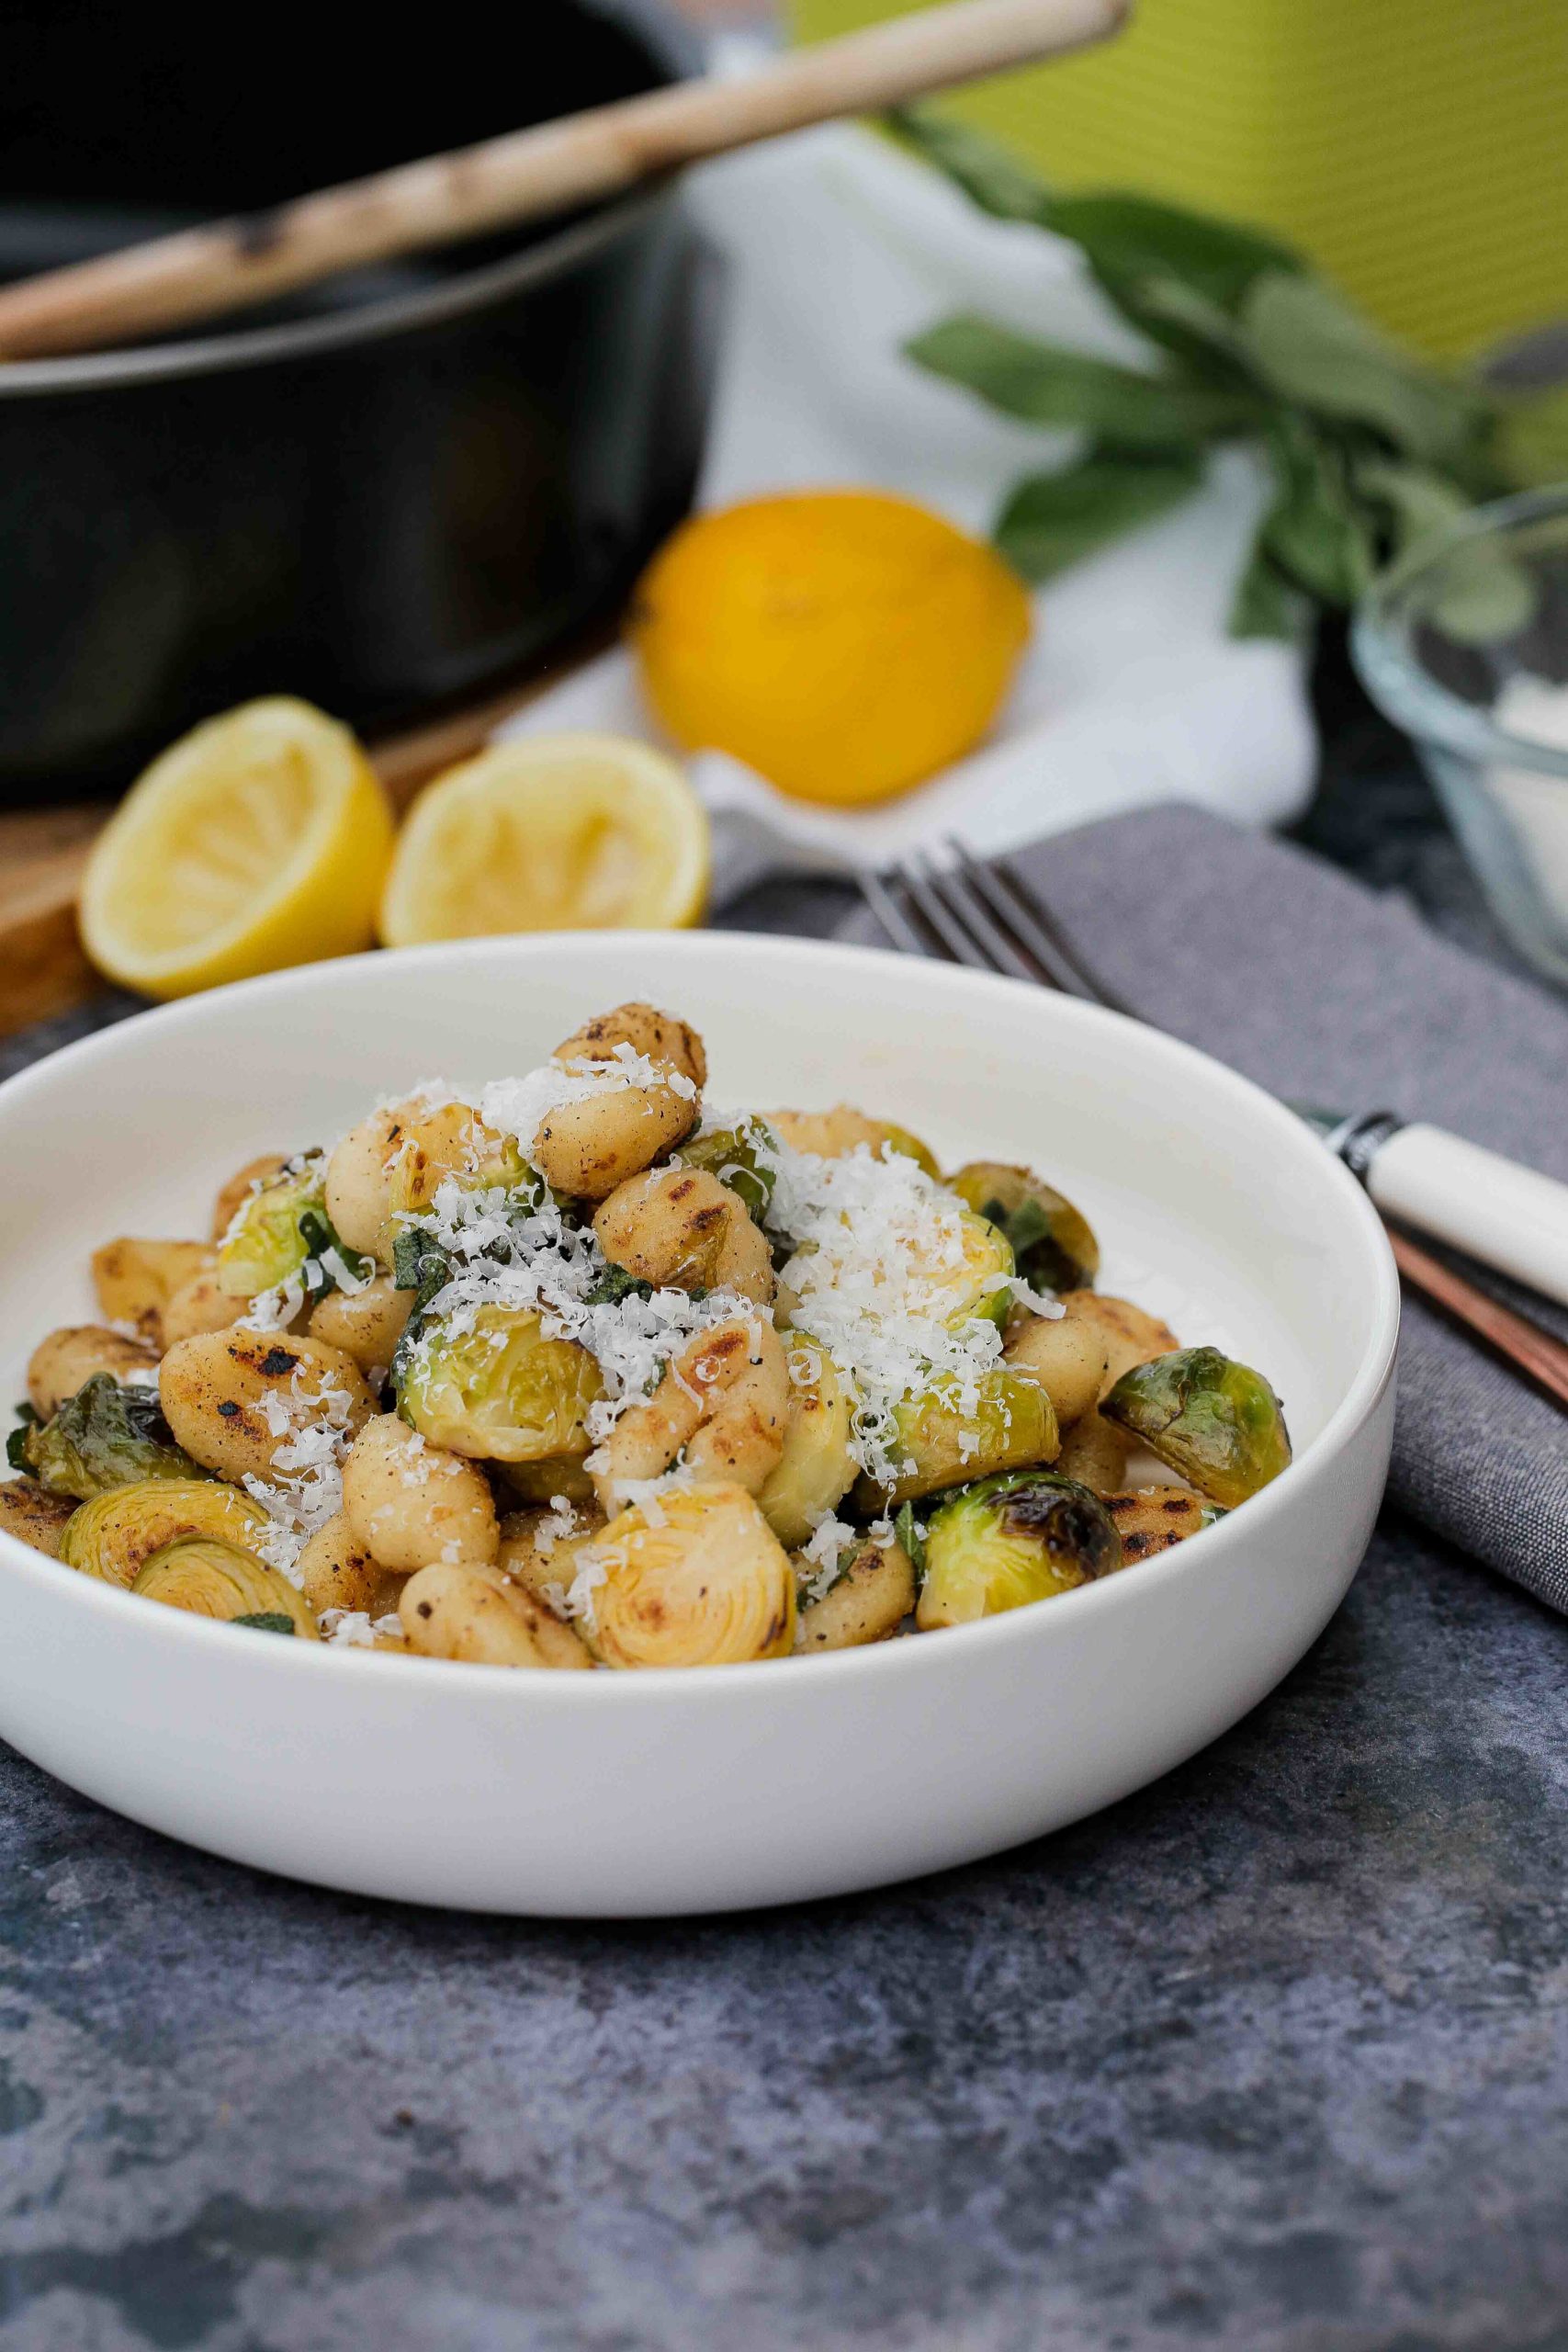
[893,854,992,969]
[942,838,1105,1004]
[968,851,1128,1015]
[860,867,934,958]
[914,855,1043,987]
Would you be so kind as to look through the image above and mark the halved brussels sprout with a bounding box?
[671,1116,779,1223]
[757,1334,859,1549]
[932,1208,1015,1334]
[777,1204,1013,1338]
[218,1153,373,1303]
[60,1478,269,1589]
[949,1162,1100,1295]
[794,1532,916,1652]
[15,1374,204,1501]
[1102,1347,1291,1508]
[1102,1487,1224,1564]
[853,1365,1057,1509]
[131,1537,319,1636]
[918,1470,1122,1628]
[581,1484,795,1668]
[499,1454,598,1509]
[399,1305,602,1464]
[218,1154,324,1297]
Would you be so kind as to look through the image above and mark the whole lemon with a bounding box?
[629,491,1032,808]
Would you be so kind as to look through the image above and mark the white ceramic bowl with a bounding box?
[0,935,1398,1916]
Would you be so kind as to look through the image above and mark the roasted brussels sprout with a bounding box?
[671,1117,779,1222]
[209,1154,290,1244]
[399,1305,602,1464]
[131,1538,319,1636]
[767,1105,939,1176]
[778,1203,1013,1337]
[581,1484,795,1668]
[918,1470,1122,1628]
[757,1334,859,1549]
[949,1162,1100,1294]
[852,1364,1057,1509]
[795,1532,915,1651]
[217,1151,376,1305]
[499,1453,597,1509]
[400,1560,592,1668]
[15,1374,204,1501]
[1102,1348,1291,1508]
[1102,1487,1224,1563]
[218,1154,322,1296]
[0,1478,76,1558]
[60,1478,270,1589]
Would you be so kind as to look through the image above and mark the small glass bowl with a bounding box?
[1353,485,1568,985]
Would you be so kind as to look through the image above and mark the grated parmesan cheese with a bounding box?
[759,1135,1013,1490]
[240,1360,364,1582]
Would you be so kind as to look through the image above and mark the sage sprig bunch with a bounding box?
[891,107,1562,639]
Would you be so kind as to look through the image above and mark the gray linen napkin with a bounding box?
[840,804,1568,1615]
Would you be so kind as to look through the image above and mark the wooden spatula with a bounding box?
[0,0,1124,361]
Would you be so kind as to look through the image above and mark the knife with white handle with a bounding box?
[1303,1110,1568,1310]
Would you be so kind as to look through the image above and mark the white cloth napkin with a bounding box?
[502,124,1316,899]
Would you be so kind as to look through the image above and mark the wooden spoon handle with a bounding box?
[0,0,1125,362]
[1388,1227,1568,1413]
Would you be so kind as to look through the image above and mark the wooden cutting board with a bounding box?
[0,644,608,1041]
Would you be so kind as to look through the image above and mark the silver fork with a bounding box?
[859,837,1568,1411]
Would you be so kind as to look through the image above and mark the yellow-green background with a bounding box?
[791,0,1568,359]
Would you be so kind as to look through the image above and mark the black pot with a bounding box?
[0,1,716,804]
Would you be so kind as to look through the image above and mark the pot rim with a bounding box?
[0,179,680,400]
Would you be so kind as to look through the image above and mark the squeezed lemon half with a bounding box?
[378,733,710,944]
[79,697,394,1000]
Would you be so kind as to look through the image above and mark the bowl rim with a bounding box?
[1352,483,1568,780]
[0,931,1402,1704]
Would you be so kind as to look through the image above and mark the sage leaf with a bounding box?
[907,314,1255,449]
[1229,543,1310,642]
[1358,458,1537,643]
[885,105,1053,227]
[1242,272,1489,464]
[1258,423,1375,604]
[1045,190,1303,316]
[995,449,1203,582]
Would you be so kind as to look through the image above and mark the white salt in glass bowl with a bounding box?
[0,934,1398,1916]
